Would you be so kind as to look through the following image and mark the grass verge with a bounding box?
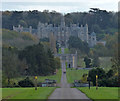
[66,68,89,83]
[77,87,119,100]
[2,87,56,100]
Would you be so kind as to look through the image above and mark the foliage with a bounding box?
[2,48,26,86]
[2,29,39,49]
[84,57,92,68]
[90,33,118,57]
[88,68,106,86]
[40,37,49,42]
[54,57,61,70]
[2,9,118,37]
[92,55,100,67]
[18,77,34,87]
[98,57,112,71]
[88,67,119,87]
[19,43,60,76]
[58,48,62,54]
[98,76,119,87]
[80,73,88,83]
[68,36,90,54]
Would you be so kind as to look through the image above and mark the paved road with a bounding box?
[48,60,91,100]
[61,48,64,54]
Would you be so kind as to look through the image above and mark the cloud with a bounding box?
[1,0,119,13]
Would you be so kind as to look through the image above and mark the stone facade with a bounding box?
[13,15,97,47]
[54,53,77,68]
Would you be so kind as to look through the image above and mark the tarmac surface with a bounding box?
[48,60,91,100]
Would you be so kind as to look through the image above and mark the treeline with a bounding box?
[68,32,118,57]
[2,8,118,40]
[2,43,61,86]
[68,36,89,55]
[2,29,39,49]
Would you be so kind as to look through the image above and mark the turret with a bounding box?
[89,32,97,47]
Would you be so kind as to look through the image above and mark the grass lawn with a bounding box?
[30,69,62,83]
[58,48,69,54]
[58,48,62,54]
[64,48,69,54]
[99,57,112,71]
[66,68,89,83]
[77,87,119,100]
[2,87,55,99]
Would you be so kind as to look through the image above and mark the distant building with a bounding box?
[97,41,106,46]
[13,15,97,47]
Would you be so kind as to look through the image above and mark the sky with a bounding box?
[1,0,119,13]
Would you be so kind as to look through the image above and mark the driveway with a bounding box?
[48,60,91,100]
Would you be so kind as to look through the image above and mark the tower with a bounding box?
[84,24,89,43]
[89,32,97,47]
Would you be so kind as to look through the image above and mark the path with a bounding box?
[48,57,91,100]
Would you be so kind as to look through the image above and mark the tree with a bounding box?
[49,33,57,53]
[92,55,100,67]
[84,57,92,68]
[88,68,106,86]
[40,37,49,42]
[54,57,61,69]
[2,49,21,86]
[68,36,90,54]
[19,43,59,76]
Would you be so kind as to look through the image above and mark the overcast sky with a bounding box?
[1,0,119,13]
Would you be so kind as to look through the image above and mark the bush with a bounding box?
[18,77,34,87]
[88,68,106,86]
[98,76,119,87]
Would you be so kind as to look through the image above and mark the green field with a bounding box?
[64,48,69,54]
[58,48,69,54]
[7,69,62,86]
[99,57,112,71]
[66,69,89,83]
[2,87,55,99]
[58,48,62,54]
[2,29,39,49]
[30,69,62,83]
[78,87,119,100]
[77,57,112,70]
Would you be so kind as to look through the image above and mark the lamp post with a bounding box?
[35,76,37,90]
[96,75,98,90]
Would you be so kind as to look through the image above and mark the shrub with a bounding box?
[18,77,34,87]
[88,68,106,86]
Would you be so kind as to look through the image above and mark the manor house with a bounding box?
[13,16,97,47]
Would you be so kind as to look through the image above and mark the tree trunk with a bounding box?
[8,77,10,86]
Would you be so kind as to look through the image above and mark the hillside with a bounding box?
[2,29,39,49]
[2,9,118,40]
